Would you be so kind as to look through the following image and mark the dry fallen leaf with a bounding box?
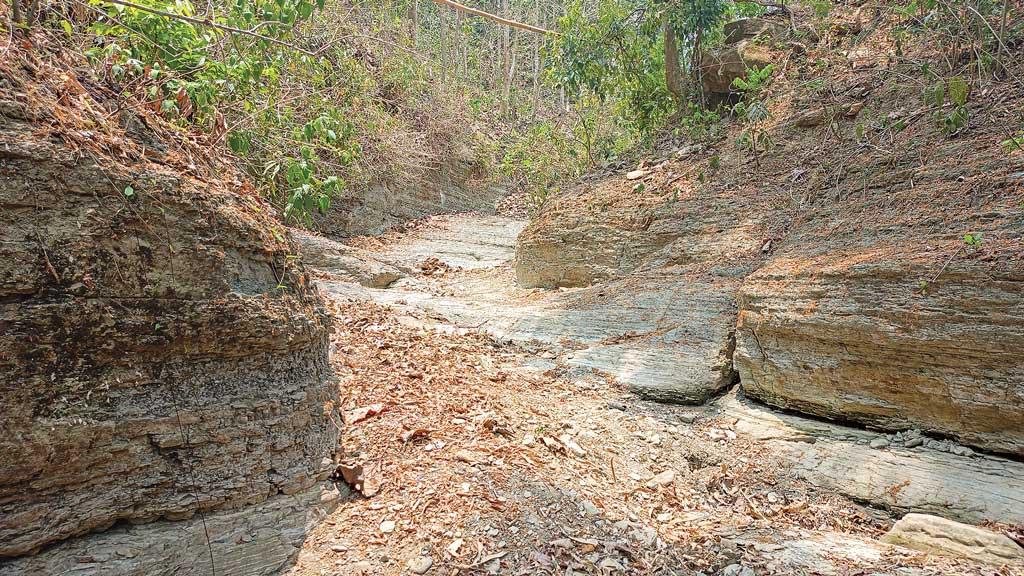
[346,403,385,424]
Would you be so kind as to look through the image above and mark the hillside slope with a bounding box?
[0,39,340,574]
[516,5,1024,456]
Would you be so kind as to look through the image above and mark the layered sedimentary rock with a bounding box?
[514,16,1024,455]
[0,64,339,574]
[881,514,1024,565]
[734,252,1024,456]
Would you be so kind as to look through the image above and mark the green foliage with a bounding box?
[963,233,983,248]
[731,65,774,159]
[1002,132,1024,154]
[547,0,673,136]
[925,76,970,136]
[79,0,354,221]
[678,105,723,142]
[547,0,733,139]
[731,64,774,96]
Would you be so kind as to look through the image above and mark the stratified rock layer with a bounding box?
[735,255,1024,456]
[515,19,1024,456]
[0,64,339,574]
[881,513,1024,565]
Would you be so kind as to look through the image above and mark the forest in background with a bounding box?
[4,0,1021,219]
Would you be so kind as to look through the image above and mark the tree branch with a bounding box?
[429,0,554,35]
[94,0,322,57]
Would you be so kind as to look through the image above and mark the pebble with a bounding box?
[607,401,628,411]
[406,556,433,574]
[582,500,601,517]
[678,413,699,424]
[904,437,924,448]
[380,520,396,533]
[869,438,889,449]
[722,564,755,576]
[330,544,348,552]
[346,560,374,574]
[951,445,974,457]
[646,469,676,488]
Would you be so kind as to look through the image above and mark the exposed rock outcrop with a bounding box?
[699,17,784,97]
[293,230,406,287]
[881,514,1024,565]
[515,14,1024,456]
[0,49,340,574]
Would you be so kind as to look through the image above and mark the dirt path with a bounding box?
[286,215,1023,576]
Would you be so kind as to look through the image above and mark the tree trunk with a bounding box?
[500,0,511,118]
[439,5,448,86]
[407,0,419,47]
[690,27,704,108]
[663,19,686,103]
[532,0,541,118]
[457,10,466,78]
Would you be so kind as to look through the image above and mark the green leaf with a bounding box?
[947,76,968,106]
[123,185,135,198]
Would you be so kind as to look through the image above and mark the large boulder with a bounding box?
[700,40,775,95]
[0,53,340,574]
[723,17,788,45]
[881,514,1024,565]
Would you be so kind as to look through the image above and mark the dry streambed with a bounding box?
[289,214,1024,576]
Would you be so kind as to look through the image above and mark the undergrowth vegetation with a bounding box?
[4,0,1022,219]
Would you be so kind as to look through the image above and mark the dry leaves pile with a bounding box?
[287,297,984,576]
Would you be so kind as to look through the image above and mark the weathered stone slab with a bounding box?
[0,482,343,576]
[313,144,504,237]
[881,513,1024,565]
[719,393,1024,526]
[293,230,406,287]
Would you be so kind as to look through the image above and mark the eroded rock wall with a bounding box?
[0,58,340,574]
[514,15,1024,456]
[314,143,504,237]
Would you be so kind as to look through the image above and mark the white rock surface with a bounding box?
[881,513,1024,565]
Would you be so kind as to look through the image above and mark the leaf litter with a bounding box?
[285,297,1001,576]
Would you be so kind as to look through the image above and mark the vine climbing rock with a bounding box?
[0,56,341,575]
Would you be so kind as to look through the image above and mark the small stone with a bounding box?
[722,564,755,576]
[380,520,397,534]
[646,470,676,489]
[331,544,348,553]
[582,500,601,517]
[607,401,628,411]
[904,437,924,448]
[951,445,974,457]
[407,555,433,574]
[678,413,698,424]
[869,438,889,449]
[347,561,374,574]
[626,169,649,180]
